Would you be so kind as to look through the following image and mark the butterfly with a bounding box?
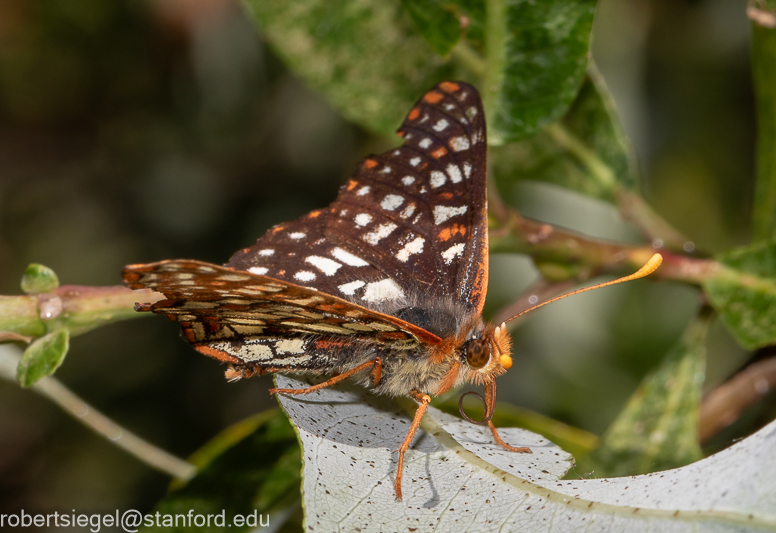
[123,81,662,501]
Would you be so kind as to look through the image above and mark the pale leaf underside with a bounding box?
[276,375,776,533]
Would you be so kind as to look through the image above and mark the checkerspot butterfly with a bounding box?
[123,81,662,500]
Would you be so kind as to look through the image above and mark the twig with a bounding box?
[699,355,776,443]
[489,208,719,286]
[0,345,196,481]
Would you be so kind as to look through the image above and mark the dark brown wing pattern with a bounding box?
[227,81,489,312]
[123,260,441,370]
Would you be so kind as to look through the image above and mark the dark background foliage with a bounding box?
[0,0,760,518]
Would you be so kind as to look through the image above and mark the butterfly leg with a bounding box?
[488,420,531,453]
[269,357,382,396]
[394,389,431,501]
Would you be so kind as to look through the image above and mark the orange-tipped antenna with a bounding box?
[501,253,663,326]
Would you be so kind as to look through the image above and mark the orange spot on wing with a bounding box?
[277,270,285,276]
[308,210,322,218]
[423,91,444,104]
[408,107,421,120]
[363,159,378,169]
[431,147,448,159]
[439,81,460,93]
[440,192,453,200]
[347,179,359,190]
[438,228,452,242]
[271,225,285,234]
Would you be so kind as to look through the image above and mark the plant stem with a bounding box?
[546,122,688,249]
[0,345,196,480]
[750,0,776,240]
[0,285,161,338]
[451,41,486,79]
[699,355,776,443]
[484,0,506,144]
[489,208,719,285]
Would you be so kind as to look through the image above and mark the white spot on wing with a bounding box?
[354,213,372,227]
[338,280,366,295]
[463,162,472,179]
[294,271,316,282]
[430,171,446,188]
[248,266,268,275]
[381,194,404,211]
[399,204,416,219]
[441,243,465,264]
[289,232,306,240]
[433,119,449,132]
[363,223,397,245]
[449,136,470,152]
[258,249,274,256]
[447,164,462,183]
[380,166,392,174]
[276,338,306,354]
[466,106,478,120]
[396,237,425,262]
[305,256,342,276]
[409,157,421,167]
[419,138,433,149]
[357,186,371,196]
[362,279,405,303]
[433,205,468,225]
[402,176,415,185]
[331,248,369,266]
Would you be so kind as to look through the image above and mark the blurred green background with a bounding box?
[0,0,759,519]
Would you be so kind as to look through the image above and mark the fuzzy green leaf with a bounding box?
[704,240,776,350]
[486,0,596,144]
[244,0,454,136]
[493,70,639,202]
[20,263,60,294]
[592,312,709,477]
[16,328,69,387]
[142,409,301,533]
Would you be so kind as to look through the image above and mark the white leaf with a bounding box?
[275,375,776,532]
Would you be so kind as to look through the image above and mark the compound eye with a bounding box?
[466,340,489,369]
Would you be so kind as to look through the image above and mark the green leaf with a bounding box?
[751,2,776,241]
[20,263,59,294]
[704,239,776,350]
[143,409,301,533]
[486,0,596,144]
[492,69,639,202]
[400,0,462,56]
[591,311,709,477]
[16,328,69,387]
[244,0,455,136]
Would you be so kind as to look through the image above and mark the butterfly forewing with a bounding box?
[227,81,488,312]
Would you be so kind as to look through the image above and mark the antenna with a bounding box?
[501,253,663,326]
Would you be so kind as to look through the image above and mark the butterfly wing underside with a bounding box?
[123,260,441,371]
[123,81,489,373]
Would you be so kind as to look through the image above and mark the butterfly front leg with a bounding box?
[394,389,431,502]
[269,357,383,396]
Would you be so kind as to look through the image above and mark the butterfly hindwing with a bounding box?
[123,260,442,370]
